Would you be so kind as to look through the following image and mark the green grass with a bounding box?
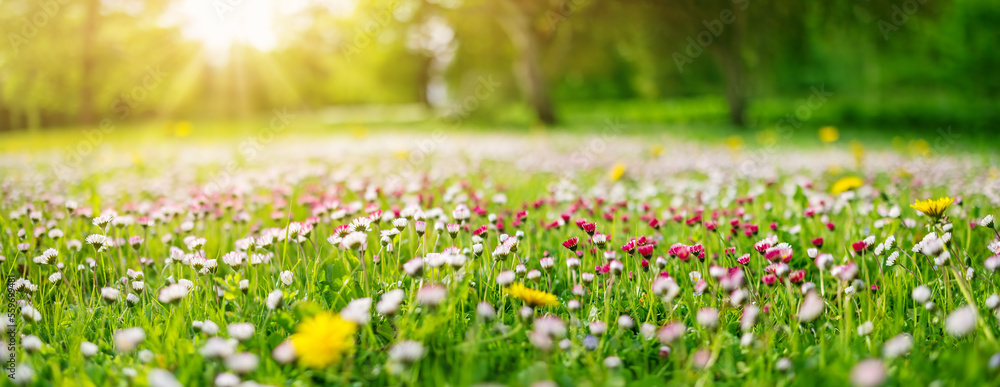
[2,101,997,158]
[2,108,1000,386]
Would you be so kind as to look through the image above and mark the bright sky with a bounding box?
[166,0,357,64]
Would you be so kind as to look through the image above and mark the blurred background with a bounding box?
[0,0,997,139]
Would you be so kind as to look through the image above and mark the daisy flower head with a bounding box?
[125,269,145,280]
[882,333,913,359]
[452,205,471,223]
[491,244,511,261]
[798,291,825,322]
[945,305,976,338]
[376,289,405,316]
[388,340,426,365]
[403,258,424,277]
[446,223,460,238]
[80,342,99,358]
[266,290,284,310]
[340,298,372,325]
[562,237,579,251]
[850,359,886,387]
[20,303,42,321]
[67,239,82,251]
[14,278,39,294]
[272,341,296,364]
[696,307,719,329]
[473,225,489,238]
[101,287,120,303]
[617,314,635,330]
[589,320,607,336]
[857,321,873,337]
[114,327,145,352]
[501,233,518,252]
[33,248,58,265]
[657,322,686,344]
[93,214,115,228]
[158,283,189,304]
[228,322,256,341]
[986,255,1000,272]
[652,276,679,300]
[496,270,516,286]
[290,312,357,368]
[340,232,368,251]
[222,252,245,267]
[86,234,110,251]
[349,216,373,232]
[981,214,995,228]
[136,216,154,228]
[280,270,294,286]
[477,302,496,319]
[416,284,448,307]
[608,259,624,275]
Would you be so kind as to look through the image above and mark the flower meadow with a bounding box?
[2,133,1000,386]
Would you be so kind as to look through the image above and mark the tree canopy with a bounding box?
[1,0,997,130]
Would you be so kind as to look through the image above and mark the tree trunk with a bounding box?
[722,50,747,127]
[706,6,748,128]
[514,37,556,125]
[78,0,99,125]
[497,3,557,125]
[712,39,747,128]
[417,54,434,108]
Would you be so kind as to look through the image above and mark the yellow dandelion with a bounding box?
[725,135,744,152]
[649,144,664,157]
[909,139,931,157]
[818,126,839,143]
[351,126,368,139]
[608,162,626,182]
[831,176,864,196]
[507,283,559,308]
[850,140,865,167]
[131,150,144,166]
[289,312,358,368]
[173,121,192,138]
[910,197,954,218]
[756,129,778,145]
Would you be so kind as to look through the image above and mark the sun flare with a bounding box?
[171,0,281,62]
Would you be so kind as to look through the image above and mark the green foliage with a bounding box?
[0,0,997,130]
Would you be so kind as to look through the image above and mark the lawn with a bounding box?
[2,115,1000,386]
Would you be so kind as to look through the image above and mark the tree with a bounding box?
[78,0,100,125]
[493,0,559,125]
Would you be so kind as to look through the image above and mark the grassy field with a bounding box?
[2,101,996,157]
[2,114,1000,386]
